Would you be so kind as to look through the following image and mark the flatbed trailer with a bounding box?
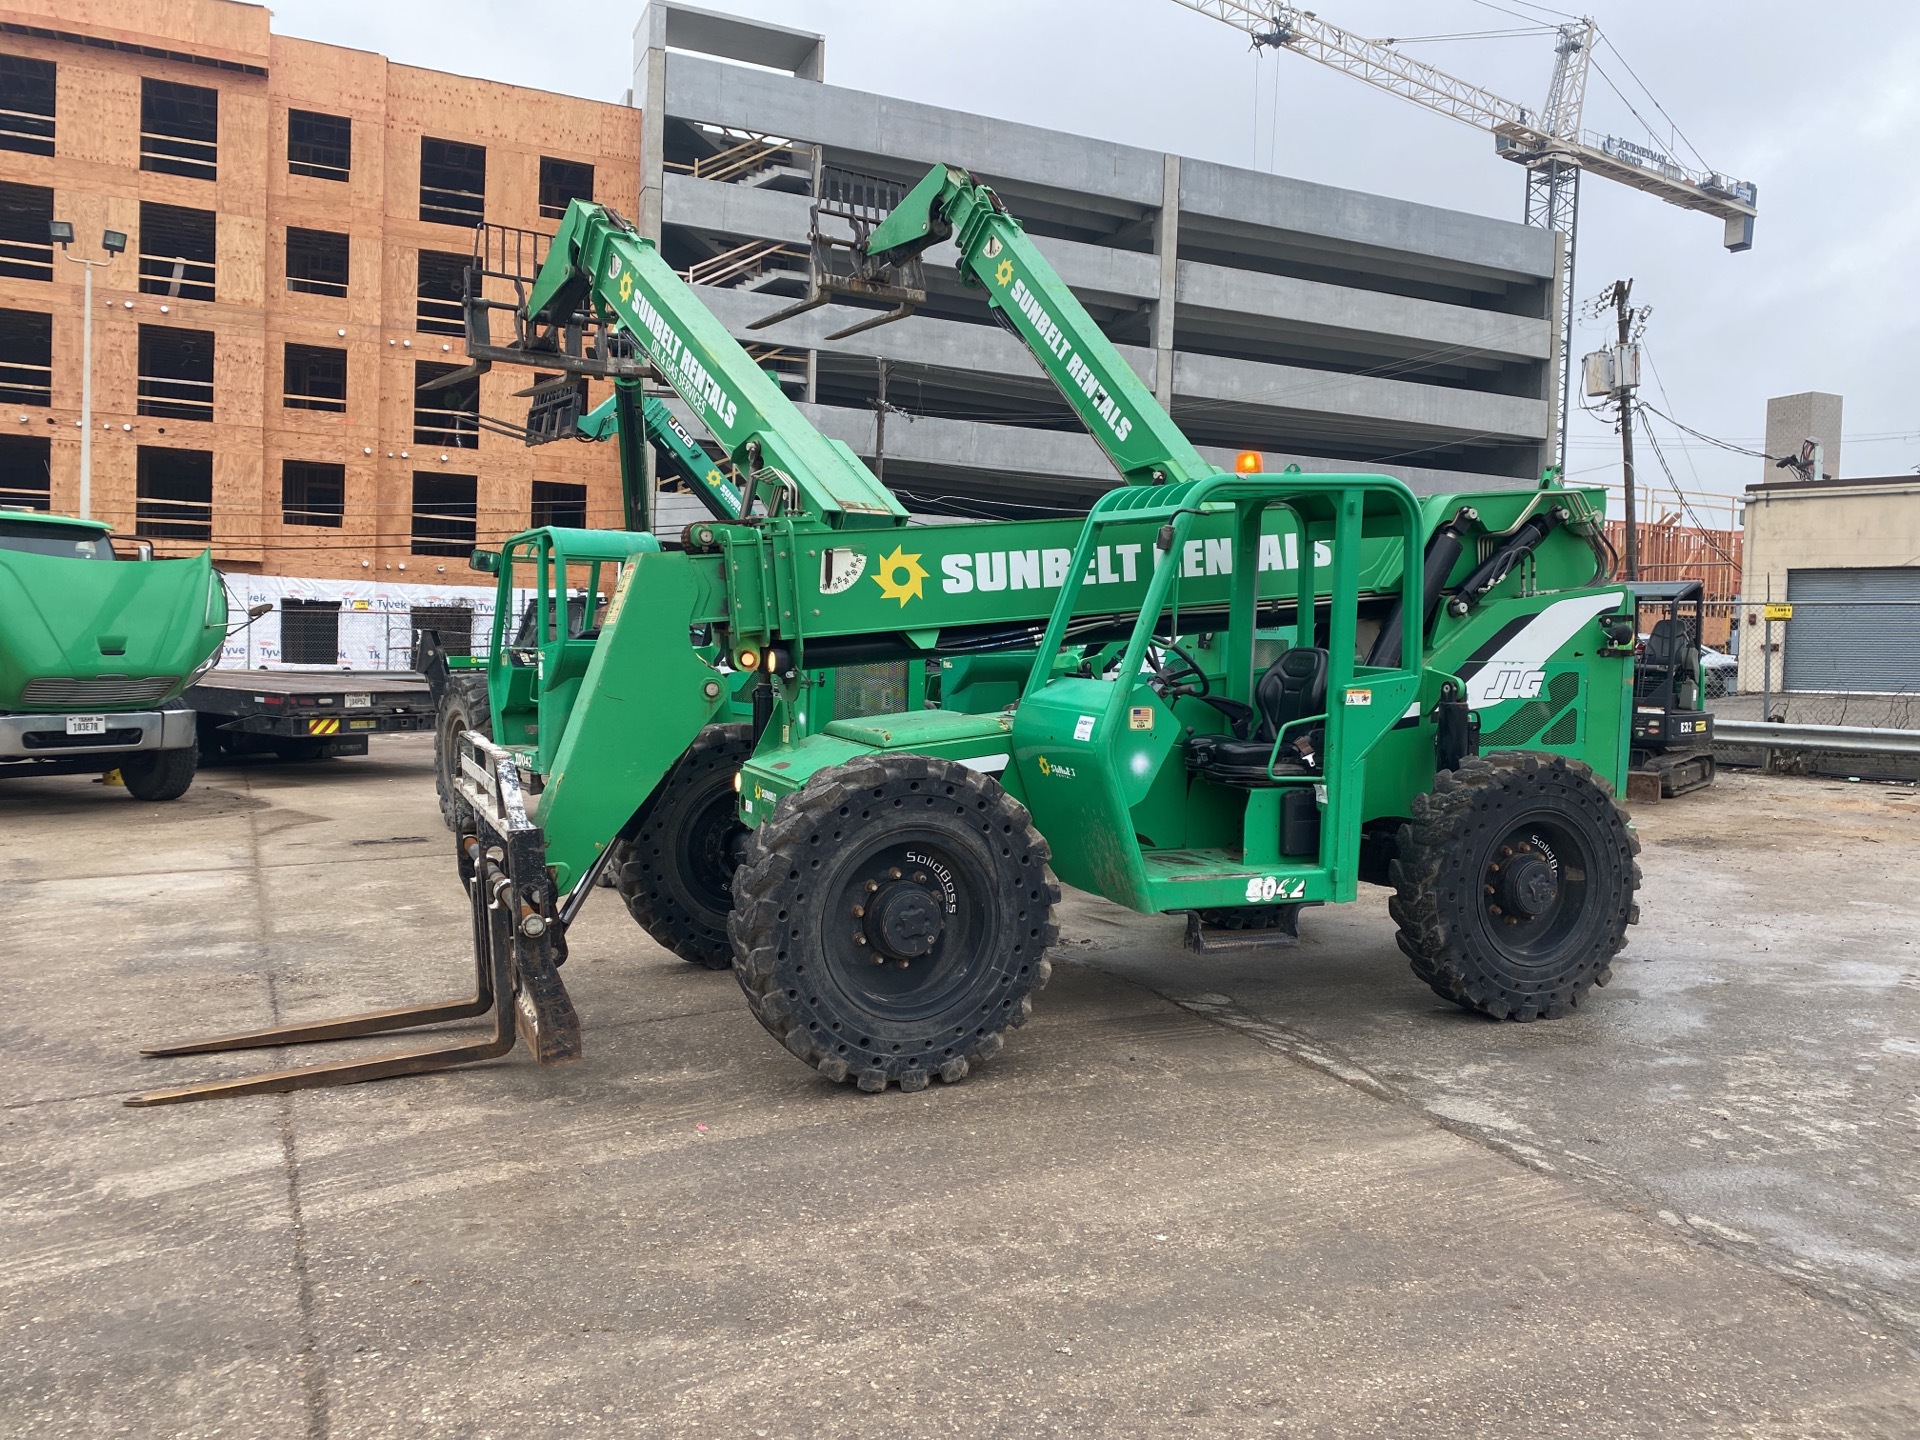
[188,669,435,762]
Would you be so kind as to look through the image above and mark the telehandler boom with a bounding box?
[133,179,1640,1105]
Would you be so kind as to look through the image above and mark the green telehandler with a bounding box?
[132,171,1641,1106]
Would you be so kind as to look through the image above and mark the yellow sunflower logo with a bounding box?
[872,545,929,606]
[1037,756,1052,776]
[995,258,1014,287]
[618,271,635,303]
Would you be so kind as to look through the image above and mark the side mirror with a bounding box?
[469,549,499,574]
[248,602,275,620]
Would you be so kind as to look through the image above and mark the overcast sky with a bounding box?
[272,0,1920,511]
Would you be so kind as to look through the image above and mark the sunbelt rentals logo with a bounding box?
[872,546,928,606]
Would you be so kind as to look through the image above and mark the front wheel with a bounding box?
[1389,751,1640,1021]
[729,754,1059,1093]
[433,676,491,831]
[614,723,754,969]
[120,746,197,801]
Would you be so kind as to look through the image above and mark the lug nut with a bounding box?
[854,933,867,945]
[852,905,865,918]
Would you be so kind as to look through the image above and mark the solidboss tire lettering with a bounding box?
[729,753,1060,1094]
[1389,751,1640,1021]
[614,723,752,970]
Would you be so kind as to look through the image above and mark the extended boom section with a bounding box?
[866,165,1216,488]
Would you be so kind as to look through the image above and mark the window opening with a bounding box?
[539,157,594,220]
[414,360,477,448]
[531,480,587,529]
[283,344,347,413]
[416,250,466,335]
[136,446,213,540]
[0,181,52,281]
[287,108,350,181]
[0,55,56,157]
[419,137,485,226]
[0,308,51,407]
[137,325,215,422]
[0,432,51,508]
[141,78,217,181]
[286,227,348,297]
[411,471,476,555]
[282,459,345,527]
[138,202,216,301]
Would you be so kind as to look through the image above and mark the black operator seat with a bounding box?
[1637,617,1698,708]
[1186,646,1330,787]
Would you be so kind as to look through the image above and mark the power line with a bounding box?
[1635,410,1742,570]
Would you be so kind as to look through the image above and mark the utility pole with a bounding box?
[1609,278,1639,580]
[49,221,126,520]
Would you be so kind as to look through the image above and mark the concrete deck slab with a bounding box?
[3,746,1915,1438]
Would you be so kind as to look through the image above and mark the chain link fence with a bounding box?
[1704,597,1920,780]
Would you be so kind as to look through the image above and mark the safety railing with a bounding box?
[140,251,217,302]
[0,235,52,282]
[136,374,214,422]
[0,356,51,406]
[685,239,806,289]
[141,129,217,182]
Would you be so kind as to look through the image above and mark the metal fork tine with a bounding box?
[124,1032,515,1107]
[137,995,494,1057]
[126,735,580,1108]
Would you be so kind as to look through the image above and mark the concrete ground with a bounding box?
[2,740,1916,1438]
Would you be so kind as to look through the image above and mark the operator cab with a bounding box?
[1625,578,1716,798]
[1008,472,1430,922]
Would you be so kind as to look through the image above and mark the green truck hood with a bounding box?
[0,549,225,711]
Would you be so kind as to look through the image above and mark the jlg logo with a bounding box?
[1481,664,1547,701]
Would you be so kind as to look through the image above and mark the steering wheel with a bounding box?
[1147,641,1211,700]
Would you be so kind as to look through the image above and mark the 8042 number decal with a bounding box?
[1244,876,1307,904]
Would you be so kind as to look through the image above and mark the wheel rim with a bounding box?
[677,785,745,919]
[820,833,992,1023]
[1474,813,1592,965]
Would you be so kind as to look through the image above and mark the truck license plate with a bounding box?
[66,715,107,736]
[344,693,372,709]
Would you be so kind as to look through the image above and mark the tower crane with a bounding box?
[1171,1,1757,465]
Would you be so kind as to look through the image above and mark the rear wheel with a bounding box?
[614,724,753,969]
[1389,751,1639,1021]
[433,676,492,831]
[120,746,197,801]
[730,753,1059,1093]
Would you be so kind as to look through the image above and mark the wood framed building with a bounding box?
[0,0,637,581]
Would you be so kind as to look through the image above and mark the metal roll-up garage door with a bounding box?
[1783,567,1920,692]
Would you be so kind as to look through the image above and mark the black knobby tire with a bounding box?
[120,746,197,801]
[433,675,492,831]
[614,723,754,969]
[1389,751,1641,1021]
[729,753,1060,1093]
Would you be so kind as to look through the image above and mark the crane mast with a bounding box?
[1171,0,1756,466]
